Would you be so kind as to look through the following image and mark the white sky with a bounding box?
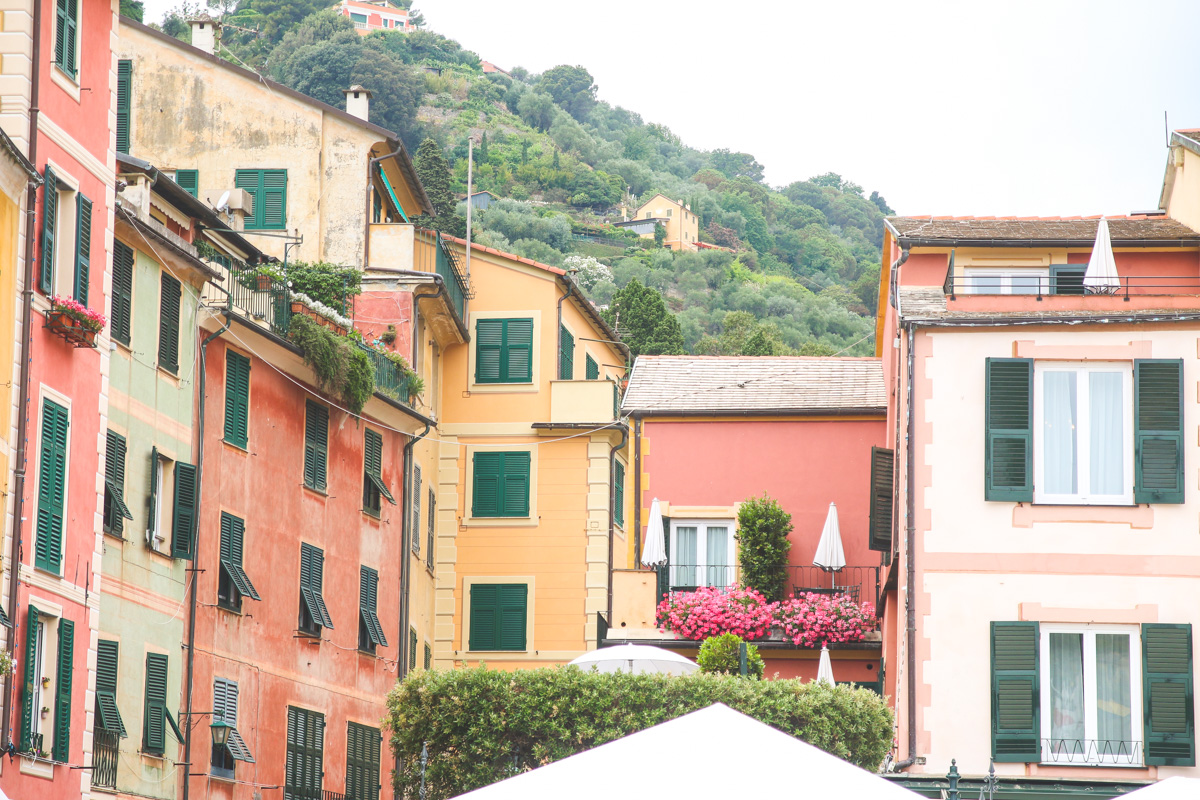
[143,0,1200,217]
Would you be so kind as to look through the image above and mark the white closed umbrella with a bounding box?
[1084,217,1120,294]
[1121,777,1200,797]
[640,497,667,567]
[815,644,835,685]
[569,644,698,675]
[812,502,846,573]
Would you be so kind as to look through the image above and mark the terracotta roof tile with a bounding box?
[888,215,1199,243]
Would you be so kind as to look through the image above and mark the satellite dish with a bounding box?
[216,190,231,212]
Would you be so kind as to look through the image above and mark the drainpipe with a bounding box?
[398,422,430,679]
[893,321,918,771]
[364,146,406,269]
[181,313,232,800]
[3,0,43,748]
[606,424,628,632]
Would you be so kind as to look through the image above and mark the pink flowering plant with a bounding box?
[774,592,876,648]
[656,586,774,641]
[49,295,106,333]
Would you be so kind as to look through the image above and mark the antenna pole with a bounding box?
[1165,110,1170,147]
[465,137,473,283]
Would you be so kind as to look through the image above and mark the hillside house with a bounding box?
[340,0,413,34]
[622,193,700,251]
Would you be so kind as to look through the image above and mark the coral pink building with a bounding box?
[339,0,413,34]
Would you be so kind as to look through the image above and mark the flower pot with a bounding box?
[45,309,99,348]
[255,275,273,291]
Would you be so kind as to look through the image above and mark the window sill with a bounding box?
[19,753,55,778]
[357,648,378,658]
[363,508,382,521]
[49,64,81,103]
[217,601,243,616]
[295,629,322,641]
[302,484,328,498]
[466,383,539,395]
[222,439,249,454]
[102,530,125,541]
[210,767,236,781]
[1012,503,1153,529]
[464,516,537,528]
[157,366,181,385]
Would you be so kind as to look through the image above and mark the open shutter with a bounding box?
[498,584,528,651]
[472,452,501,516]
[158,272,181,374]
[52,618,74,762]
[224,351,250,447]
[304,402,328,491]
[35,401,67,573]
[559,325,574,379]
[985,358,1033,502]
[116,60,132,154]
[174,170,198,197]
[359,567,386,647]
[220,513,259,600]
[147,446,159,544]
[40,166,56,293]
[991,621,1040,762]
[475,319,503,382]
[171,462,197,559]
[96,639,126,736]
[506,319,533,382]
[143,653,168,753]
[261,170,287,229]
[1134,359,1184,504]
[1143,623,1194,766]
[19,606,40,752]
[410,628,418,667]
[74,194,91,304]
[868,446,895,551]
[502,451,530,517]
[53,0,66,67]
[656,516,672,604]
[468,584,498,651]
[111,241,134,345]
[411,465,421,553]
[614,460,625,526]
[364,429,395,504]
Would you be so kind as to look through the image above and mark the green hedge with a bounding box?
[385,666,892,799]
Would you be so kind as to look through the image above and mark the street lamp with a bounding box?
[210,719,232,749]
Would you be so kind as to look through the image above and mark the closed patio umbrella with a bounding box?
[1084,217,1120,294]
[640,497,667,567]
[815,644,835,685]
[569,644,698,675]
[812,502,846,576]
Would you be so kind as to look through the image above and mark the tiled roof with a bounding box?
[896,286,1200,323]
[1176,129,1200,147]
[888,215,1199,243]
[621,356,886,415]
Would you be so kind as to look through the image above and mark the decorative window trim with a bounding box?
[467,310,541,394]
[463,446,536,525]
[462,577,534,654]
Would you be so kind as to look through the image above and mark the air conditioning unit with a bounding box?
[222,188,254,213]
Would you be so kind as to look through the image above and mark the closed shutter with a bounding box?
[506,319,533,382]
[502,452,530,517]
[40,167,56,293]
[158,272,181,374]
[614,460,625,526]
[426,487,436,567]
[1142,623,1194,766]
[468,584,497,651]
[286,707,324,800]
[409,628,418,667]
[54,0,67,69]
[475,319,534,383]
[1134,359,1184,504]
[497,584,528,651]
[304,401,328,491]
[224,351,250,447]
[586,354,599,380]
[174,170,198,197]
[300,544,333,629]
[35,400,68,573]
[234,171,262,229]
[424,643,432,670]
[116,60,132,154]
[111,241,134,345]
[472,452,501,516]
[96,639,126,736]
[143,653,168,753]
[559,325,574,379]
[346,722,381,800]
[171,462,197,559]
[220,512,260,600]
[74,194,91,304]
[475,319,503,382]
[868,446,895,552]
[469,584,527,651]
[990,621,1040,762]
[62,0,77,76]
[19,606,41,752]
[411,465,421,554]
[52,618,74,762]
[984,358,1033,501]
[262,170,287,229]
[359,566,386,647]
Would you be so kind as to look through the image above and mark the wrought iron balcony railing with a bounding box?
[654,563,881,609]
[91,728,120,789]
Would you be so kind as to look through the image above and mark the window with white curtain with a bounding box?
[1041,624,1142,765]
[669,520,734,590]
[1034,363,1133,505]
[963,268,1049,295]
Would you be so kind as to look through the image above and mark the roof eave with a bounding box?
[625,406,887,418]
[897,237,1200,249]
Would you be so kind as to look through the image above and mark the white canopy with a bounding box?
[568,644,698,675]
[1121,777,1200,797]
[1084,217,1120,294]
[816,643,835,685]
[640,497,667,566]
[452,703,921,800]
[813,501,846,572]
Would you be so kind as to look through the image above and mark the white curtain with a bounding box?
[1089,373,1124,496]
[706,526,728,588]
[1096,634,1132,750]
[1043,372,1079,495]
[1050,633,1086,750]
[674,527,697,588]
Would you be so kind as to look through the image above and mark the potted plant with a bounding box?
[46,295,105,348]
[253,263,286,291]
[381,324,397,346]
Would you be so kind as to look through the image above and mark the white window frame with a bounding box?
[1039,623,1143,766]
[962,268,1049,295]
[669,519,736,590]
[1033,362,1134,506]
[29,620,46,744]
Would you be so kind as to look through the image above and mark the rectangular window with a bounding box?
[19,606,43,753]
[53,0,79,79]
[585,354,599,380]
[111,241,134,345]
[559,325,573,379]
[116,60,132,154]
[74,193,91,304]
[142,652,183,756]
[146,447,170,552]
[426,487,436,569]
[668,520,734,591]
[17,609,72,757]
[468,583,528,652]
[471,451,530,518]
[171,461,197,559]
[411,465,421,554]
[304,401,328,492]
[285,707,324,800]
[52,617,73,762]
[95,639,126,737]
[234,169,287,230]
[219,512,260,612]
[211,678,253,777]
[358,566,386,653]
[1051,265,1087,296]
[103,430,133,538]
[345,722,380,800]
[614,460,625,526]
[474,318,533,383]
[362,429,395,516]
[224,351,251,448]
[299,543,333,635]
[174,169,198,198]
[35,399,68,573]
[158,272,181,374]
[963,268,1049,295]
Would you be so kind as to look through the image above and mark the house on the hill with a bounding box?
[619,193,700,251]
[340,0,413,33]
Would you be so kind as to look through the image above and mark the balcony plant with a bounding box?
[697,633,764,679]
[291,291,353,335]
[46,295,105,347]
[287,261,361,314]
[735,494,793,602]
[655,585,773,641]
[287,313,375,414]
[773,592,877,648]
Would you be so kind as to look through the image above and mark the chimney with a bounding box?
[343,85,372,122]
[188,16,220,55]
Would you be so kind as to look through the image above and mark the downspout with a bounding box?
[182,313,232,800]
[894,321,918,771]
[4,0,43,748]
[398,423,431,679]
[606,424,628,631]
[556,281,574,376]
[363,146,406,269]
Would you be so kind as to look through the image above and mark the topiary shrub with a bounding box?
[386,666,893,799]
[697,633,764,679]
[288,314,375,414]
[736,494,793,602]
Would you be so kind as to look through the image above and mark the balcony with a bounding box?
[358,343,414,404]
[933,269,1200,317]
[549,379,620,425]
[368,222,415,273]
[655,564,881,609]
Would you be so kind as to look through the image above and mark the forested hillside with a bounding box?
[149,3,894,356]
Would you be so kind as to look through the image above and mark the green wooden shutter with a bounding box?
[52,618,74,762]
[868,446,895,551]
[991,621,1040,762]
[40,167,56,293]
[985,358,1033,502]
[497,584,528,651]
[411,465,422,554]
[35,400,68,573]
[614,460,625,526]
[300,543,333,628]
[96,639,126,736]
[174,169,198,197]
[502,451,530,517]
[111,240,134,345]
[472,452,501,516]
[1134,359,1184,504]
[116,60,132,154]
[62,0,77,77]
[346,723,381,800]
[1143,623,1194,766]
[468,584,498,651]
[171,462,197,559]
[475,319,503,382]
[74,193,91,305]
[656,516,671,604]
[54,0,67,68]
[224,351,250,447]
[262,170,287,229]
[559,325,574,379]
[286,707,324,800]
[158,272,181,373]
[359,566,386,647]
[409,627,418,667]
[363,430,394,504]
[506,319,534,382]
[104,429,133,536]
[235,170,263,229]
[143,652,168,754]
[304,402,328,491]
[424,643,432,670]
[586,354,599,380]
[19,605,40,752]
[220,512,260,600]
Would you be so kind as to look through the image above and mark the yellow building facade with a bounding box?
[633,193,700,251]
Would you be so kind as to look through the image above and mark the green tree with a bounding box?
[407,6,425,27]
[653,223,665,248]
[120,0,144,21]
[250,0,332,43]
[709,148,765,182]
[536,65,597,121]
[411,138,464,236]
[601,279,685,359]
[477,132,488,162]
[736,494,793,602]
[516,92,557,132]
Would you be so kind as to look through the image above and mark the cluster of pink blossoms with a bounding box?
[656,586,876,647]
[49,295,107,332]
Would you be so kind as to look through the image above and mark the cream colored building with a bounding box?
[628,193,699,251]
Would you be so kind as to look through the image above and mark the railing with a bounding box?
[414,228,471,321]
[943,274,1200,300]
[655,564,880,609]
[572,232,637,248]
[323,790,348,800]
[91,728,119,789]
[226,265,293,334]
[358,344,412,403]
[1041,738,1142,766]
